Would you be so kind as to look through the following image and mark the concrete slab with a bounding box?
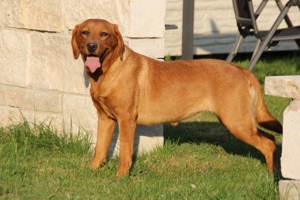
[265,76,300,200]
[265,76,300,99]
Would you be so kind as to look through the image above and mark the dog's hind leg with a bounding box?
[90,116,116,169]
[218,114,276,172]
[257,128,280,170]
[216,100,276,172]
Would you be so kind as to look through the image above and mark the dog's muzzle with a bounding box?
[87,42,98,53]
[84,49,108,73]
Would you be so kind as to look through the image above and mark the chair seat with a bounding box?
[259,26,300,41]
[273,26,300,41]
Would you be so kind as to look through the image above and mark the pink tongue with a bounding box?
[84,57,101,73]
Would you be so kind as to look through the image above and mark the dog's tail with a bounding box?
[241,67,283,134]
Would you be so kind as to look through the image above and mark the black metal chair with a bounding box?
[227,0,300,71]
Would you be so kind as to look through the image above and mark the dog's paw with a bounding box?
[116,168,130,177]
[90,161,102,169]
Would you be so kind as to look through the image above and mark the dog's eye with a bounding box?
[101,32,108,37]
[82,31,89,35]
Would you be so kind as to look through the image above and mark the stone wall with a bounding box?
[0,0,166,142]
[165,0,300,56]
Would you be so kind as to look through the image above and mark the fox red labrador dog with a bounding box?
[71,19,282,177]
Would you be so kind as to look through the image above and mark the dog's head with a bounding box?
[71,19,124,73]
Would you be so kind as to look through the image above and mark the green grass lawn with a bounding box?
[1,53,299,199]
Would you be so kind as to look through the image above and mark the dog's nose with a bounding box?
[87,42,98,53]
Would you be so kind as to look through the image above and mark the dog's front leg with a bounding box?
[116,118,137,177]
[90,115,116,169]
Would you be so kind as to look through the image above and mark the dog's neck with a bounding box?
[85,68,103,83]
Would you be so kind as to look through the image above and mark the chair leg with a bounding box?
[248,2,291,71]
[251,39,262,61]
[275,0,300,50]
[248,43,265,71]
[226,34,245,62]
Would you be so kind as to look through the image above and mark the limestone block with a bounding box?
[0,106,41,127]
[0,86,6,106]
[279,180,300,200]
[108,124,164,157]
[28,32,90,95]
[125,38,165,59]
[62,94,97,135]
[63,0,130,36]
[20,109,64,132]
[66,60,91,95]
[265,76,300,99]
[28,33,64,91]
[64,0,165,38]
[64,42,91,95]
[128,0,166,38]
[5,87,62,113]
[282,99,300,180]
[0,105,64,133]
[0,106,10,126]
[0,29,30,87]
[0,2,3,27]
[0,106,23,127]
[2,0,62,32]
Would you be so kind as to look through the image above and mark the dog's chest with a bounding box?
[90,89,117,119]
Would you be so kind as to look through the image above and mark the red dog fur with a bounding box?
[71,19,282,176]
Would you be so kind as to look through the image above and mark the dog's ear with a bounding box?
[71,25,80,59]
[112,24,124,61]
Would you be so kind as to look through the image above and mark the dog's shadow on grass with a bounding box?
[163,121,282,180]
